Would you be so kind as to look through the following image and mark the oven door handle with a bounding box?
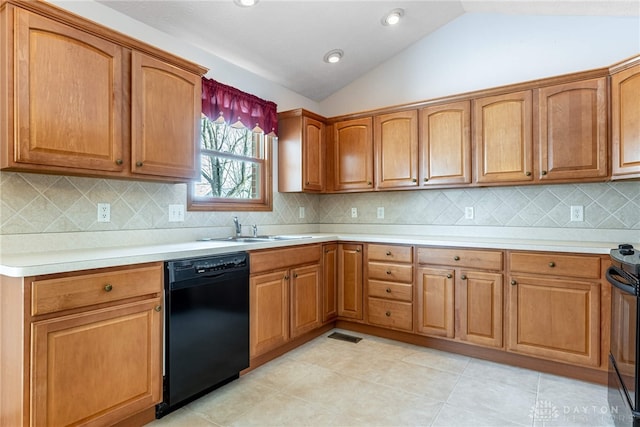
[606,266,638,296]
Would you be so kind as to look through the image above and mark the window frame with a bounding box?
[187,120,273,212]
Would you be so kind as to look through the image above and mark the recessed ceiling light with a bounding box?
[234,0,259,7]
[382,8,404,26]
[323,49,344,64]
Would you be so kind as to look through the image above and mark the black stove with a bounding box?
[611,244,640,278]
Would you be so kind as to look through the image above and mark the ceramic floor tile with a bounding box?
[242,356,321,390]
[401,347,471,374]
[446,375,537,426]
[152,407,219,427]
[373,359,461,401]
[463,358,541,394]
[433,403,532,427]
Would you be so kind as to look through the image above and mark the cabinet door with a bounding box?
[323,244,339,322]
[507,275,600,366]
[250,270,289,357]
[303,116,325,191]
[374,110,418,189]
[416,267,455,338]
[419,101,471,186]
[538,78,607,180]
[457,270,503,348]
[11,8,124,172]
[338,244,363,319]
[333,118,373,191]
[31,299,162,427]
[290,264,322,338]
[611,63,640,179]
[473,91,533,183]
[131,51,201,180]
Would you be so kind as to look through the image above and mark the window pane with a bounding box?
[201,117,262,158]
[195,154,262,199]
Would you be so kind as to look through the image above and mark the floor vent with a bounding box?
[328,332,362,343]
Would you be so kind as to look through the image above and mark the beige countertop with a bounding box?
[0,231,618,278]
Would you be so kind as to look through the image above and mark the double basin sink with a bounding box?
[201,235,312,243]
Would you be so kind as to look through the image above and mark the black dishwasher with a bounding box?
[156,252,249,418]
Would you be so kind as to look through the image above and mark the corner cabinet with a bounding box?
[1,1,206,182]
[0,263,163,427]
[278,109,326,192]
[611,59,640,179]
[331,118,374,192]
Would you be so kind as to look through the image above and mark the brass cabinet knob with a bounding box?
[526,171,532,176]
[548,262,555,267]
[412,178,417,182]
[356,248,361,253]
[424,178,429,182]
[136,161,143,167]
[446,274,452,279]
[386,288,392,293]
[294,272,299,278]
[104,284,113,292]
[541,170,548,175]
[454,256,460,261]
[284,275,290,280]
[306,181,310,185]
[386,251,392,256]
[154,305,162,312]
[115,159,123,165]
[386,270,392,275]
[511,279,517,286]
[367,181,372,186]
[385,311,391,317]
[461,274,467,280]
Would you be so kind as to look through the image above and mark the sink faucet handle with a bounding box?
[233,216,241,236]
[252,224,258,237]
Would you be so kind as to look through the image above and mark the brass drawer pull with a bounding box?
[136,161,143,167]
[386,270,392,275]
[284,275,290,280]
[548,262,556,267]
[104,284,113,292]
[447,274,452,279]
[155,305,162,312]
[115,159,123,165]
[385,311,391,317]
[461,275,467,280]
[386,251,392,256]
[386,288,392,293]
[511,279,517,286]
[454,256,460,261]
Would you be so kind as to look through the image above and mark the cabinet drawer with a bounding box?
[368,280,412,302]
[418,247,503,270]
[367,262,413,283]
[367,298,413,331]
[250,244,322,274]
[31,263,163,316]
[510,252,601,279]
[368,244,413,263]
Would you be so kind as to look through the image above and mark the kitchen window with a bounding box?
[189,77,276,211]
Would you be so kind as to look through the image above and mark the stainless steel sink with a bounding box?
[199,235,311,243]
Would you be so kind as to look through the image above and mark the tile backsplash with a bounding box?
[1,171,638,235]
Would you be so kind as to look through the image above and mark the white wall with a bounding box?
[50,0,320,113]
[320,13,640,117]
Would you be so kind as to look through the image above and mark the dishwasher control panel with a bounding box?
[166,252,249,283]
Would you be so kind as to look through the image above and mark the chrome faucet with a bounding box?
[233,216,241,237]
[252,224,258,237]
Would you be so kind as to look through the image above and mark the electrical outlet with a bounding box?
[299,206,305,219]
[169,204,185,222]
[97,203,110,223]
[465,207,474,220]
[351,207,358,218]
[377,207,385,219]
[570,205,584,222]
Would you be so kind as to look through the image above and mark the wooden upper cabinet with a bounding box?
[611,61,640,179]
[278,109,325,192]
[374,110,418,189]
[419,101,471,186]
[537,78,607,181]
[131,51,201,180]
[473,90,533,184]
[6,8,125,172]
[1,2,207,181]
[333,117,374,191]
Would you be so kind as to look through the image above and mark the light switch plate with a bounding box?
[299,206,305,219]
[169,204,185,222]
[377,207,384,219]
[465,207,474,220]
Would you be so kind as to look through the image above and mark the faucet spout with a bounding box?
[233,216,241,236]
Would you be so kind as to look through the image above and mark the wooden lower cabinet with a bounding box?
[337,243,363,319]
[249,245,323,358]
[416,248,504,348]
[31,299,162,426]
[507,274,601,366]
[322,243,339,322]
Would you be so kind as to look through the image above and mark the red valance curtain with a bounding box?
[201,77,278,136]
